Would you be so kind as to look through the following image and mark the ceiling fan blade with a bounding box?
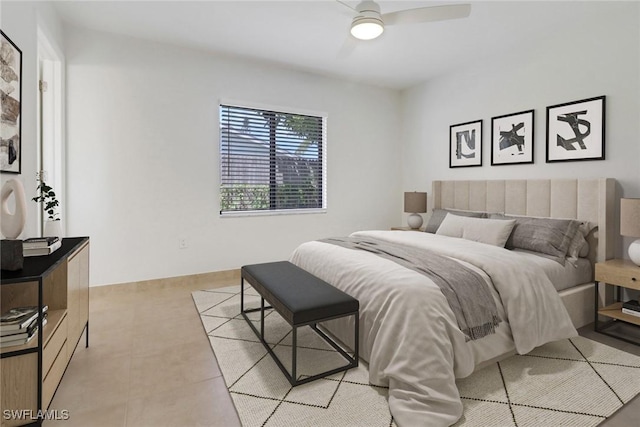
[336,0,357,14]
[382,4,471,26]
[337,35,358,59]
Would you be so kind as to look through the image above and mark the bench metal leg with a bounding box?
[242,311,359,387]
[292,326,297,382]
[295,312,359,386]
[260,297,265,339]
[239,274,359,387]
[240,277,244,313]
[241,279,273,317]
[355,313,359,362]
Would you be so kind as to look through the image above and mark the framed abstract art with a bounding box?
[546,96,605,163]
[491,110,534,166]
[449,120,482,168]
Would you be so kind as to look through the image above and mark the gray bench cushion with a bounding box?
[241,261,359,325]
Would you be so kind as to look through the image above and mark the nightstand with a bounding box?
[594,259,640,345]
[391,226,425,231]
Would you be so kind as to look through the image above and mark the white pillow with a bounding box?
[436,214,516,247]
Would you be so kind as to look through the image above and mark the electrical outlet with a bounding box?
[179,237,188,249]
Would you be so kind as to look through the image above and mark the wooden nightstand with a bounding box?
[391,226,425,231]
[594,259,640,345]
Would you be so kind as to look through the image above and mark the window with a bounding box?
[220,103,326,214]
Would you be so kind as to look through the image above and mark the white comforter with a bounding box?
[290,230,577,427]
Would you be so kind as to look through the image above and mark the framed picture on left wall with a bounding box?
[0,30,22,174]
[449,119,482,168]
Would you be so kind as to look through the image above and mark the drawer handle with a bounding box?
[633,277,637,282]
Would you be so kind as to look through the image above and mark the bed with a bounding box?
[289,178,616,426]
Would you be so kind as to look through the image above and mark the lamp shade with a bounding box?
[404,192,427,213]
[621,198,640,237]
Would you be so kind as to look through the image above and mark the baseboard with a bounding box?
[90,268,241,297]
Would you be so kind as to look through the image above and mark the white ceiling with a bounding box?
[52,1,608,90]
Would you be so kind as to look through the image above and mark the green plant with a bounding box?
[32,181,60,221]
[220,182,321,212]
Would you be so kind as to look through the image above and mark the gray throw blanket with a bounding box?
[320,236,501,341]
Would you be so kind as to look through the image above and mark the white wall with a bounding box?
[400,1,640,257]
[65,27,402,286]
[17,2,636,286]
[0,1,65,239]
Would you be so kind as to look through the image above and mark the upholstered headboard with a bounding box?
[432,179,616,263]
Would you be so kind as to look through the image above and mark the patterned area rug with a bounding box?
[192,285,640,427]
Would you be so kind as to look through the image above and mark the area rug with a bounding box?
[193,285,640,427]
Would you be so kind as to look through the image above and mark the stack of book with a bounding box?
[23,236,62,257]
[622,300,640,318]
[0,306,48,348]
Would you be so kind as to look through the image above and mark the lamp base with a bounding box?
[407,213,423,229]
[629,239,640,266]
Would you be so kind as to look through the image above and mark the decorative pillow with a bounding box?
[425,209,487,234]
[436,214,516,247]
[567,230,589,259]
[580,241,590,258]
[489,214,580,264]
[490,213,593,259]
[576,221,596,258]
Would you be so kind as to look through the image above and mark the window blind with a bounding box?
[220,104,326,214]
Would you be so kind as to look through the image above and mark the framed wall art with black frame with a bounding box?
[1,30,22,174]
[491,109,534,166]
[546,96,605,163]
[449,119,482,168]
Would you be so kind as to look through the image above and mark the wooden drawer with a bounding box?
[595,259,640,291]
[0,353,38,427]
[42,342,68,410]
[43,315,68,377]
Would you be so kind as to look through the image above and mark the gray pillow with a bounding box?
[490,214,580,264]
[567,229,589,259]
[425,209,487,233]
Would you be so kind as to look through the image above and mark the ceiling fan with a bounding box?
[338,1,471,40]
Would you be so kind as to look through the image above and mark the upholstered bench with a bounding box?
[240,261,359,386]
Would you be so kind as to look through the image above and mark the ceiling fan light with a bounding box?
[351,17,384,40]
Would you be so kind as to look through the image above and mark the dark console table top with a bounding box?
[1,237,89,284]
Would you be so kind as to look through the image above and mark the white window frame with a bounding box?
[218,99,327,217]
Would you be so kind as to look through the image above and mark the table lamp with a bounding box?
[621,198,640,266]
[404,192,427,229]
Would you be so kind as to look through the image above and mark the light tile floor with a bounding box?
[47,278,242,427]
[47,279,640,426]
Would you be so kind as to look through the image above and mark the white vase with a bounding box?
[0,179,27,239]
[44,220,63,238]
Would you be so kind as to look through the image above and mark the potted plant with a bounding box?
[32,181,62,237]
